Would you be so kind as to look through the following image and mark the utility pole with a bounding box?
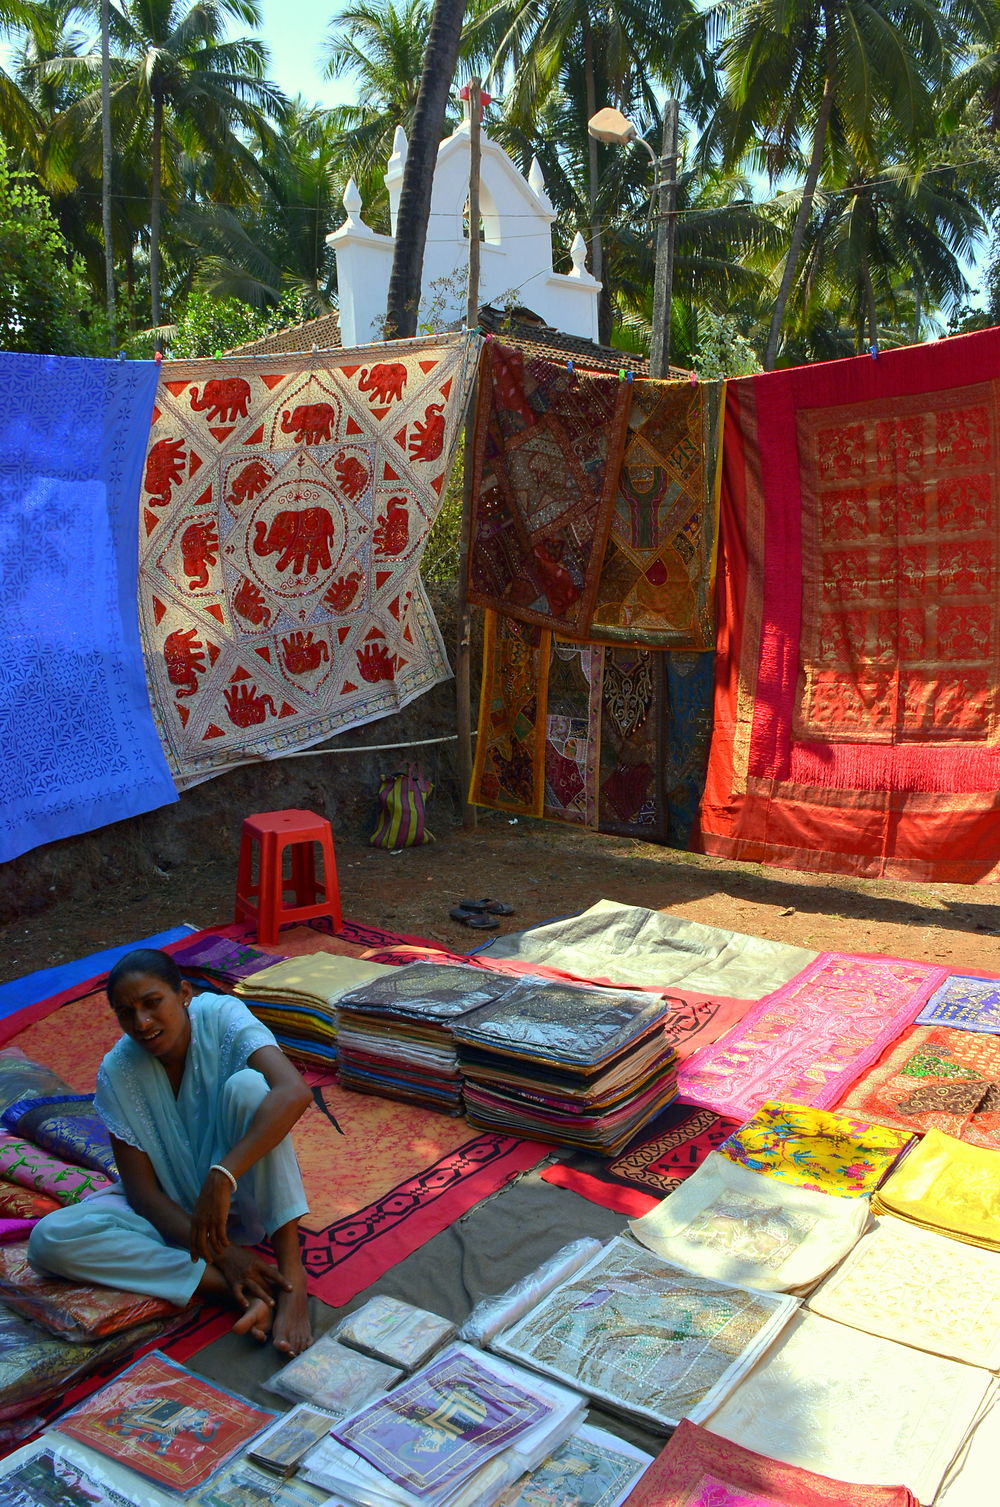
[648,99,679,379]
[100,0,116,350]
[455,79,483,826]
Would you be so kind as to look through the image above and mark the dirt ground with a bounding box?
[2,811,999,986]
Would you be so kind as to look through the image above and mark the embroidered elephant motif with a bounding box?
[180,520,219,588]
[357,639,397,682]
[333,451,369,499]
[226,460,271,506]
[223,682,277,726]
[373,496,409,557]
[358,363,407,405]
[323,570,363,612]
[163,628,206,698]
[233,578,273,627]
[280,402,336,444]
[408,403,445,462]
[282,631,329,674]
[252,507,335,574]
[189,378,251,423]
[144,437,186,506]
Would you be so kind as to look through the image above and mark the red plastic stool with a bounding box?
[234,809,342,946]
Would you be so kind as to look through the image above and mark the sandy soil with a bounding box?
[2,812,999,985]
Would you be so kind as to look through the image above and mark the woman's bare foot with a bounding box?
[232,1294,274,1344]
[272,1277,312,1355]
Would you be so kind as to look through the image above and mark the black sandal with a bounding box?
[458,898,515,916]
[449,906,500,929]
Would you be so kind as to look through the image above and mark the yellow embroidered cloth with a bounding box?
[235,955,396,1008]
[717,1101,915,1198]
[871,1128,1000,1248]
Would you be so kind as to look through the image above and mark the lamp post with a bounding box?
[587,103,679,378]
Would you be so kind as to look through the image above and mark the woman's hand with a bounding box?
[218,1245,292,1341]
[190,1167,234,1263]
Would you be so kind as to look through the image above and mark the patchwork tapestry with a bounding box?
[471,628,714,847]
[916,973,1000,1033]
[700,327,1000,881]
[837,1023,1000,1148]
[590,378,723,649]
[467,340,631,636]
[677,954,947,1121]
[628,1419,920,1507]
[0,353,177,862]
[140,336,477,786]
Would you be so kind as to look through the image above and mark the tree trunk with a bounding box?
[150,95,163,335]
[863,259,878,351]
[764,21,836,370]
[583,21,607,339]
[100,0,115,350]
[384,0,466,339]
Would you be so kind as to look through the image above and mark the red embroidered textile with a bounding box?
[699,329,1000,880]
[624,1420,919,1506]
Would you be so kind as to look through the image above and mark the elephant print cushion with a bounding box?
[139,337,478,785]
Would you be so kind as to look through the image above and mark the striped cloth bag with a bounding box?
[370,764,434,848]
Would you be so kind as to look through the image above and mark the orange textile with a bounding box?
[699,329,1000,882]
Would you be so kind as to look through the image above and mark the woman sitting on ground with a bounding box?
[28,948,313,1356]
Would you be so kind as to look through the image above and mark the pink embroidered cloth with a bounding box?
[0,1135,112,1205]
[623,1420,919,1506]
[677,954,947,1122]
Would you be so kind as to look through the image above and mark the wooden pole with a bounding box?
[455,80,482,828]
[648,99,679,379]
[100,0,116,350]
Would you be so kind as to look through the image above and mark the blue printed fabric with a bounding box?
[916,974,1000,1034]
[0,353,176,862]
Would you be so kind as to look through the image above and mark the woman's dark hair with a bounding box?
[106,948,183,1005]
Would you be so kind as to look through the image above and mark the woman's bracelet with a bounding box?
[208,1163,238,1192]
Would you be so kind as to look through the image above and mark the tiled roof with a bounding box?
[225,310,342,357]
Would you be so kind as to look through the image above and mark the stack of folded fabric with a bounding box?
[235,954,398,1069]
[453,979,677,1153]
[302,1342,586,1507]
[335,963,523,1112]
[871,1128,1000,1248]
[170,932,289,988]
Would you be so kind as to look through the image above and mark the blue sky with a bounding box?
[257,0,358,109]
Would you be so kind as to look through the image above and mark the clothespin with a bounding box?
[153,351,163,365]
[618,367,625,380]
[213,349,223,359]
[567,359,574,374]
[626,369,633,383]
[869,344,878,359]
[116,349,127,361]
[689,369,698,385]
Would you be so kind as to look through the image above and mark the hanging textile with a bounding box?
[470,622,715,847]
[700,329,1000,881]
[0,352,177,862]
[140,336,477,787]
[590,378,723,649]
[466,340,631,636]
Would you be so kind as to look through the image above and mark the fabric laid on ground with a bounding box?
[705,1310,992,1505]
[936,1389,1000,1507]
[624,1418,920,1507]
[0,1241,179,1342]
[0,1051,74,1115]
[915,973,1000,1033]
[871,1127,1000,1248]
[0,1184,60,1219]
[701,329,1000,883]
[837,1022,1000,1147]
[467,339,631,636]
[0,352,178,864]
[170,932,289,987]
[806,1216,1000,1368]
[716,1101,915,1198]
[0,1136,110,1205]
[0,927,192,1024]
[1,1096,117,1179]
[471,623,716,848]
[628,1153,869,1293]
[482,901,816,999]
[235,953,397,1067]
[591,379,723,649]
[140,335,476,788]
[492,1237,798,1431]
[0,1306,171,1426]
[678,954,946,1121]
[542,1104,742,1217]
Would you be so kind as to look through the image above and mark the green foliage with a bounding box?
[421,447,464,582]
[0,143,104,355]
[693,311,762,378]
[165,288,306,358]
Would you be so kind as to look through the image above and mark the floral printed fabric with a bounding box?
[717,1101,914,1198]
[0,1135,111,1204]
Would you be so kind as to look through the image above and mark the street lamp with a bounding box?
[587,102,679,377]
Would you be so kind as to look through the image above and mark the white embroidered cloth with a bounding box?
[629,1153,870,1292]
[807,1215,1000,1369]
[706,1311,992,1505]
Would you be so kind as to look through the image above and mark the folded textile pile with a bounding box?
[871,1128,1000,1249]
[716,1100,916,1198]
[171,932,289,987]
[302,1342,587,1507]
[336,963,522,1112]
[454,979,678,1153]
[491,1237,797,1431]
[235,954,398,1068]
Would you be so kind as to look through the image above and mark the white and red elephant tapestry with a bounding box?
[139,335,478,786]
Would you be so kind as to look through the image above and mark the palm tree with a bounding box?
[50,0,285,328]
[708,0,967,367]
